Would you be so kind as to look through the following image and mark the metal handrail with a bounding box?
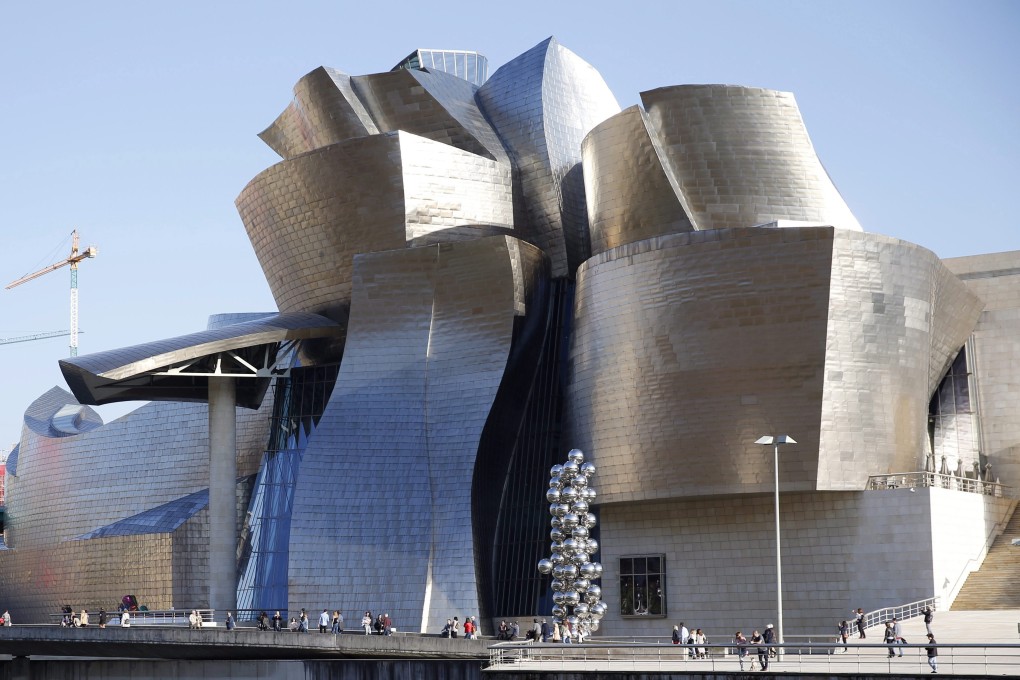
[487,640,1020,675]
[50,609,215,626]
[868,471,1013,498]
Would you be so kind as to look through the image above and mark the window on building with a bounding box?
[620,554,665,617]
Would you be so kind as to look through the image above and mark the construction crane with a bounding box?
[6,230,98,357]
[0,330,72,346]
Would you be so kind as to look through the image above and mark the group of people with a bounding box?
[440,615,478,639]
[59,606,121,628]
[360,611,394,635]
[672,622,714,659]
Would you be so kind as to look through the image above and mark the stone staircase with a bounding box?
[952,502,1020,609]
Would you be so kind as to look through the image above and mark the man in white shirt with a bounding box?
[319,609,331,633]
[679,622,690,659]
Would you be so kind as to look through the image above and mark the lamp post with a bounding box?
[755,434,796,657]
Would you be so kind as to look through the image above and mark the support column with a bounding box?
[208,376,238,618]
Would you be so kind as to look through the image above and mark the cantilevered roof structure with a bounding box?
[58,312,343,409]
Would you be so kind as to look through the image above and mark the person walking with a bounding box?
[695,628,707,658]
[121,610,130,627]
[925,633,938,673]
[672,625,681,645]
[751,629,768,671]
[734,631,749,671]
[855,608,866,639]
[884,621,897,657]
[272,611,283,632]
[892,617,904,656]
[332,610,343,634]
[226,612,235,630]
[362,611,372,635]
[383,613,392,636]
[319,609,330,633]
[678,622,690,659]
[837,620,849,652]
[464,616,475,640]
[541,618,550,642]
[298,609,309,633]
[923,607,934,635]
[451,616,460,638]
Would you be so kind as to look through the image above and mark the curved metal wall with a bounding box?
[565,227,981,502]
[286,236,548,634]
[582,105,695,255]
[259,66,378,159]
[641,85,863,233]
[477,37,620,278]
[236,131,513,320]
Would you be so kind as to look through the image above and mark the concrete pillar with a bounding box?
[208,376,238,617]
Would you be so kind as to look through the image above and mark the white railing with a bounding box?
[487,641,1020,675]
[51,609,215,627]
[868,472,1012,497]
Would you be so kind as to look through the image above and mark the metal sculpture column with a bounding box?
[208,376,237,617]
[537,449,606,638]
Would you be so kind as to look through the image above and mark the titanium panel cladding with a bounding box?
[236,131,513,320]
[582,105,695,255]
[259,67,378,159]
[477,37,621,278]
[286,236,547,634]
[641,85,862,233]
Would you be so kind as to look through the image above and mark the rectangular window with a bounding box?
[619,554,666,617]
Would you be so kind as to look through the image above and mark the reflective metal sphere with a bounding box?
[563,591,581,606]
[562,461,580,477]
[550,464,563,477]
[590,620,600,631]
[550,517,562,529]
[562,537,579,552]
[554,503,570,517]
[537,559,553,574]
[550,552,565,565]
[552,591,566,605]
[550,528,565,542]
[552,565,565,580]
[579,562,597,579]
[561,513,580,529]
[560,486,578,502]
[570,475,587,489]
[580,461,596,477]
[586,585,602,603]
[573,578,590,591]
[593,562,603,578]
[569,551,588,566]
[568,449,584,464]
[584,512,597,528]
[550,578,565,591]
[550,540,563,552]
[571,500,589,515]
[590,602,606,618]
[546,488,561,503]
[561,564,578,579]
[566,615,580,627]
[573,603,590,616]
[548,476,563,490]
[571,525,589,540]
[551,605,566,618]
[583,487,597,501]
[586,538,599,554]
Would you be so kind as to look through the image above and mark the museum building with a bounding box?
[1,38,1017,637]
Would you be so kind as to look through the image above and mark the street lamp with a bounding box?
[755,434,796,656]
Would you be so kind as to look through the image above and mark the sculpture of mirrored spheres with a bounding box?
[536,448,603,637]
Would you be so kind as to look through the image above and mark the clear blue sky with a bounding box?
[1,0,1017,450]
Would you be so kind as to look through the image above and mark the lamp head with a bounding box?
[755,435,796,446]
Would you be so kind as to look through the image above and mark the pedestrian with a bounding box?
[362,611,372,635]
[332,610,343,634]
[763,623,775,658]
[497,620,509,640]
[80,609,89,627]
[855,608,866,639]
[751,629,768,671]
[678,622,690,659]
[2,610,11,627]
[531,617,540,642]
[925,633,938,673]
[541,618,550,642]
[884,621,897,657]
[837,620,849,652]
[672,625,681,645]
[226,612,235,630]
[734,631,749,671]
[271,611,282,632]
[384,613,393,636]
[189,610,198,629]
[98,609,107,628]
[374,613,384,635]
[442,619,452,637]
[121,610,130,627]
[299,609,309,633]
[893,617,904,657]
[695,628,707,658]
[562,619,573,644]
[465,616,475,639]
[194,610,204,628]
[319,609,330,633]
[451,616,460,638]
[923,606,934,635]
[289,617,299,632]
[510,621,519,641]
[551,620,560,642]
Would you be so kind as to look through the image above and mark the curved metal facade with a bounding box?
[286,236,548,633]
[476,37,621,278]
[641,85,863,233]
[565,227,982,502]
